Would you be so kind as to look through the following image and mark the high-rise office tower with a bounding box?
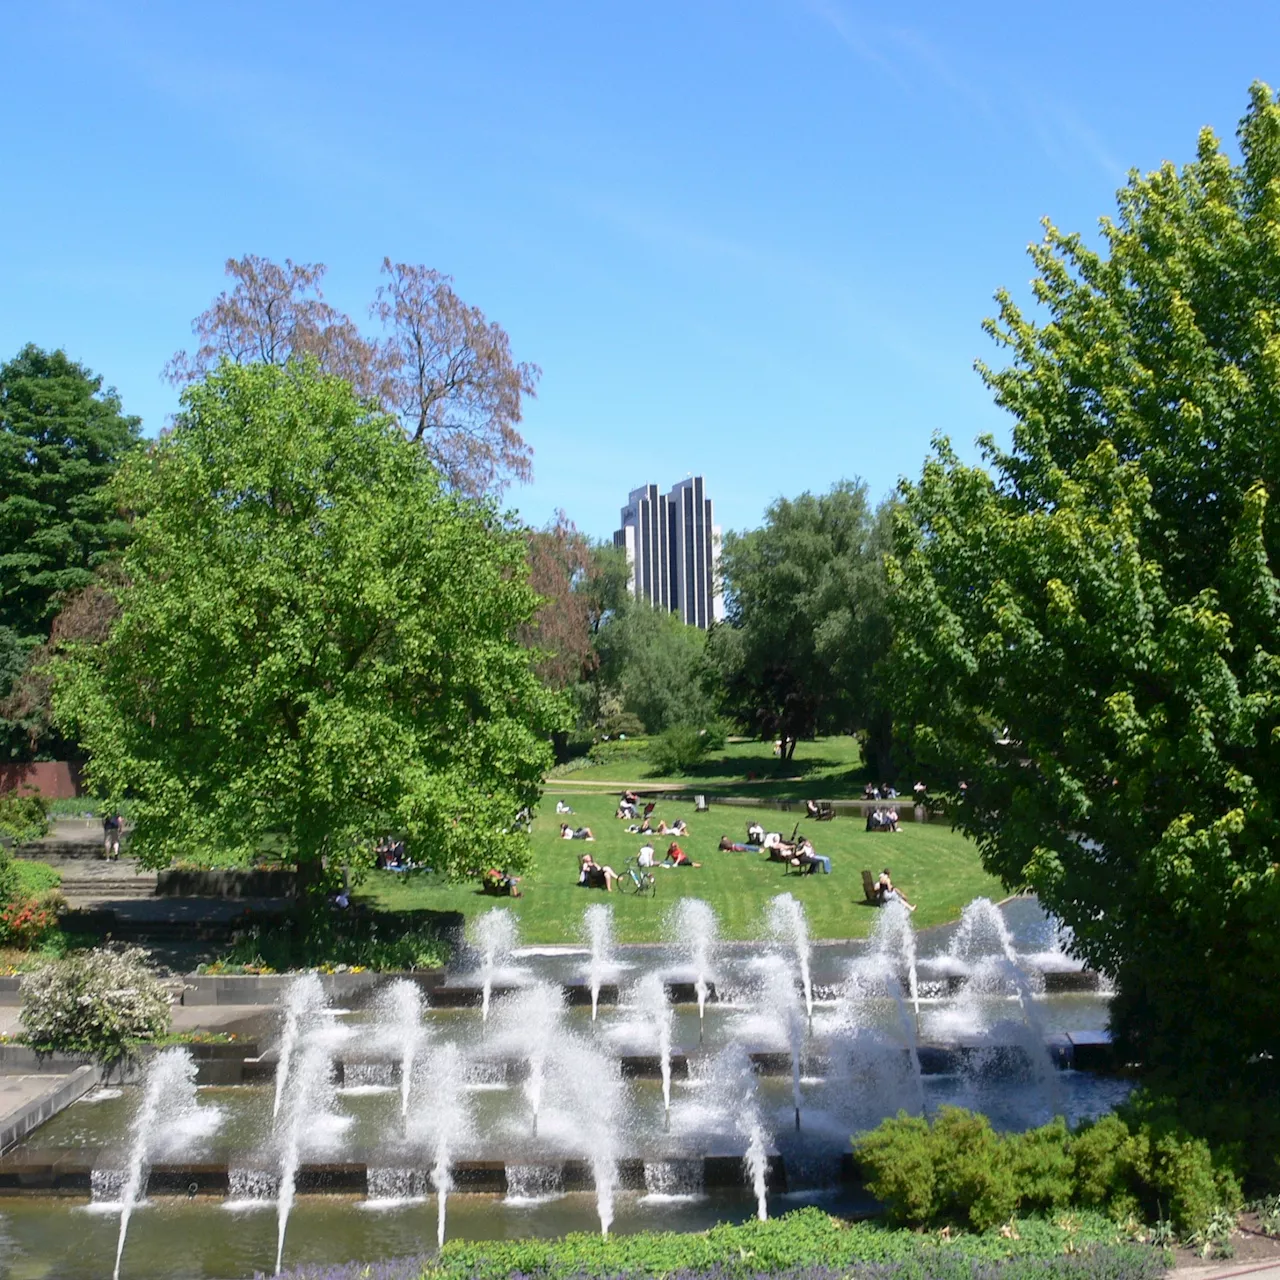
[614,476,723,628]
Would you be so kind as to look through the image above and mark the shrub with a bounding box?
[21,946,170,1062]
[0,789,49,849]
[648,724,716,776]
[857,1107,1241,1239]
[0,890,64,948]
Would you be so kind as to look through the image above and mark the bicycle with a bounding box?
[620,856,657,897]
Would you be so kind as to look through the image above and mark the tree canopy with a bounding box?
[888,83,1280,1169]
[0,345,141,758]
[167,256,538,499]
[711,481,892,760]
[52,360,563,882]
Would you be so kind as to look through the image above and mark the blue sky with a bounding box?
[3,2,1277,540]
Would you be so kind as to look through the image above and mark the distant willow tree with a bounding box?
[889,83,1280,1175]
[167,256,539,500]
[53,360,564,885]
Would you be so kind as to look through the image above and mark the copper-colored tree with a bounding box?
[520,512,595,693]
[168,255,539,499]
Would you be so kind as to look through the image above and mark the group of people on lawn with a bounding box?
[717,821,831,874]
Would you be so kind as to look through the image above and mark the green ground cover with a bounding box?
[553,734,876,799]
[358,787,1003,945]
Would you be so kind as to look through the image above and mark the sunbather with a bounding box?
[561,823,595,841]
[877,868,916,911]
[719,836,757,852]
[579,851,618,890]
[747,821,765,845]
[661,841,701,868]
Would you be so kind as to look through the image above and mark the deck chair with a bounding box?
[641,801,656,820]
[815,802,835,821]
[861,869,882,906]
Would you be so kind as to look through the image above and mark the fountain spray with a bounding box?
[273,972,326,1120]
[767,894,813,1022]
[948,897,1020,969]
[870,898,920,1017]
[112,1048,209,1280]
[547,1037,621,1236]
[472,908,518,1024]
[275,1038,340,1275]
[667,898,718,1043]
[707,1044,769,1220]
[635,972,675,1129]
[490,981,565,1137]
[582,903,615,1021]
[375,979,426,1122]
[761,962,806,1131]
[421,1042,472,1248]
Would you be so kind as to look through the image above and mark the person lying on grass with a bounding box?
[660,841,701,868]
[561,823,595,841]
[655,818,690,836]
[578,851,618,890]
[719,836,759,852]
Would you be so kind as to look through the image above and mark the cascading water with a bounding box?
[473,908,519,1023]
[668,898,718,1041]
[868,898,920,1015]
[948,897,1019,969]
[704,1043,770,1220]
[111,1047,216,1280]
[760,962,806,1131]
[767,894,813,1020]
[409,1041,474,1248]
[488,981,565,1137]
[275,1037,344,1275]
[273,972,326,1121]
[373,979,426,1120]
[635,972,675,1126]
[546,1036,622,1236]
[582,903,616,1021]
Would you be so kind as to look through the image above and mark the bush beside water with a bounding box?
[263,1208,1163,1280]
[855,1107,1241,1237]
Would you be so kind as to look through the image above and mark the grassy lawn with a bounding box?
[552,734,876,799]
[358,787,1004,945]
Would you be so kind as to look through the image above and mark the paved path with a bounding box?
[1173,1262,1280,1279]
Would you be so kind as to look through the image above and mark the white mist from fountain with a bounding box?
[473,908,519,1023]
[635,972,675,1127]
[999,957,1060,1115]
[668,898,718,1041]
[546,1037,622,1236]
[947,897,1019,969]
[704,1044,769,1220]
[582,903,616,1021]
[760,962,806,1131]
[767,894,813,1020]
[867,898,920,1015]
[275,1037,343,1275]
[409,1041,473,1249]
[273,972,326,1120]
[112,1047,215,1280]
[373,979,427,1121]
[489,981,566,1137]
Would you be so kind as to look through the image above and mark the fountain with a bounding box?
[766,894,813,1020]
[372,979,426,1120]
[410,1041,473,1249]
[0,893,1125,1279]
[582,902,616,1021]
[110,1047,218,1280]
[635,971,675,1127]
[275,1034,345,1275]
[668,898,718,1040]
[473,908,520,1023]
[273,972,326,1120]
[488,981,566,1137]
[760,962,806,1131]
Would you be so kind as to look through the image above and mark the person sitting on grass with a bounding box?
[616,800,636,820]
[482,867,522,897]
[556,800,575,814]
[661,841,701,868]
[561,823,595,841]
[877,868,916,911]
[579,851,618,891]
[747,820,765,845]
[637,843,656,867]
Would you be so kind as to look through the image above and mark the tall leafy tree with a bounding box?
[52,360,563,884]
[167,256,538,499]
[0,346,141,758]
[889,84,1280,1170]
[711,481,891,761]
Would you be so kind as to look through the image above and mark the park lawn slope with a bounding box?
[358,789,1004,944]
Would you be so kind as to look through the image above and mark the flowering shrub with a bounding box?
[0,890,64,948]
[21,946,171,1063]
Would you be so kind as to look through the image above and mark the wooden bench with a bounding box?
[861,869,882,906]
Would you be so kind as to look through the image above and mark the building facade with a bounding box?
[614,476,723,628]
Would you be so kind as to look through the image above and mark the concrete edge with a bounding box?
[0,1063,100,1154]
